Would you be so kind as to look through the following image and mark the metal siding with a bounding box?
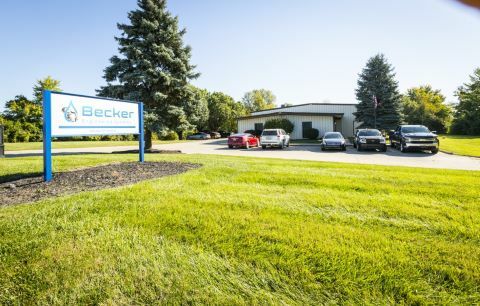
[237,115,335,139]
[238,104,357,138]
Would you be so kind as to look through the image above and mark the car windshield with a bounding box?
[402,126,429,133]
[358,130,381,136]
[324,133,342,139]
[262,130,278,136]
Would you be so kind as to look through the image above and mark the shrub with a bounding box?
[0,118,42,143]
[304,128,319,139]
[160,130,179,141]
[264,118,294,134]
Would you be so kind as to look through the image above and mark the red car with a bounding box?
[227,133,259,149]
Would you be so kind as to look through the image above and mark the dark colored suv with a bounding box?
[353,129,387,152]
[389,125,439,154]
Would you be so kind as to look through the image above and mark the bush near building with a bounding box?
[264,118,294,134]
[304,128,319,139]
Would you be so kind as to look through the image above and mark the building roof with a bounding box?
[250,102,357,115]
[238,112,344,120]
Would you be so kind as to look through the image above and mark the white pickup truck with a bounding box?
[260,129,290,149]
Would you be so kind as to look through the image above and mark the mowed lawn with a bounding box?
[4,140,186,151]
[0,154,479,304]
[439,135,480,157]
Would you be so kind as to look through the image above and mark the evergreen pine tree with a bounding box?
[354,54,403,130]
[451,68,480,135]
[97,0,199,148]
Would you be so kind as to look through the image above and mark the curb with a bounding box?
[440,150,480,159]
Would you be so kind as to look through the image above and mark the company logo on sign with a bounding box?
[62,101,78,122]
[50,92,140,137]
[60,101,135,122]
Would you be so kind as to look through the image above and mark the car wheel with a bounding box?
[400,142,407,153]
[431,148,439,154]
[262,145,266,150]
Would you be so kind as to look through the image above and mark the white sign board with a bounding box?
[50,92,140,137]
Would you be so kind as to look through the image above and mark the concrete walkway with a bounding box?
[5,139,480,171]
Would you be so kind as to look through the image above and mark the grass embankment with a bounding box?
[438,135,480,157]
[5,140,186,151]
[1,154,479,304]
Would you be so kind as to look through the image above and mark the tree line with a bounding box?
[0,77,277,143]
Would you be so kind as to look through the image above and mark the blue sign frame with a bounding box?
[42,90,144,182]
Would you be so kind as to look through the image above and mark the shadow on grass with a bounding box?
[0,172,42,184]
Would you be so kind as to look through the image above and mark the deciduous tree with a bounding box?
[242,89,276,113]
[401,86,452,133]
[33,76,61,104]
[1,96,42,142]
[186,86,209,131]
[207,92,245,132]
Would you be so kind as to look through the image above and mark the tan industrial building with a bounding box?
[237,103,359,139]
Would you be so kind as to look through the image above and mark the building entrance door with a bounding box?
[334,118,342,133]
[302,122,312,138]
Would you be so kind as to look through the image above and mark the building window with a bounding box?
[254,123,264,131]
[302,122,312,138]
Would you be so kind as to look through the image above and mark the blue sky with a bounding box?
[0,0,479,110]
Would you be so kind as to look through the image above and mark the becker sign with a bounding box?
[50,92,140,137]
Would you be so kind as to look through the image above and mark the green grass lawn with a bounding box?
[4,140,186,151]
[438,135,480,157]
[1,154,479,304]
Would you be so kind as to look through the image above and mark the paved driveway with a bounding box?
[6,139,480,171]
[156,139,480,170]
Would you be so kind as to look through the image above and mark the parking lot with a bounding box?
[157,139,480,170]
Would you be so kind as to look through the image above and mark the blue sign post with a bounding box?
[138,102,145,163]
[43,91,53,181]
[42,90,144,182]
